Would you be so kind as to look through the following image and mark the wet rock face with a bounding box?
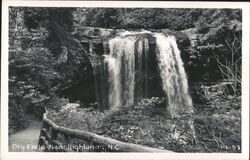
[74,27,117,38]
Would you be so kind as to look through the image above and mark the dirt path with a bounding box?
[9,114,42,152]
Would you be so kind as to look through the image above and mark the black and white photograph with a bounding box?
[1,1,249,160]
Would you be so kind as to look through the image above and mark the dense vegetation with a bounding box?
[76,8,202,30]
[48,93,240,152]
[9,7,89,133]
[75,8,241,31]
[9,7,241,152]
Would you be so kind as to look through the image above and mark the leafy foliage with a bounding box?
[75,8,203,30]
[8,7,88,134]
[182,9,242,83]
[48,94,241,152]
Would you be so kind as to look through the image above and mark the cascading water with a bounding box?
[104,35,137,109]
[90,31,192,117]
[154,33,193,118]
[103,55,121,109]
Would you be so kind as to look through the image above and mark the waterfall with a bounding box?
[99,32,150,110]
[103,55,121,109]
[154,33,193,118]
[104,35,137,109]
[90,31,192,117]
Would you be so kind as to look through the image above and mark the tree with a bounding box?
[214,31,241,95]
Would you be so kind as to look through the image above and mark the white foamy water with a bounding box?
[103,55,121,109]
[105,36,137,109]
[153,33,192,118]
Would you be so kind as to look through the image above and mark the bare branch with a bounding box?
[213,36,242,95]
